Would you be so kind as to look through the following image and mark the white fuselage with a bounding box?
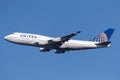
[4,32,108,51]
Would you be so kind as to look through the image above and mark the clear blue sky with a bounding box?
[0,0,120,80]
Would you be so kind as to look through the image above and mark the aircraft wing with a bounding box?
[60,31,81,42]
[48,31,81,44]
[35,31,80,53]
[39,31,81,53]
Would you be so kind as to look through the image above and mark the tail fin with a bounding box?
[92,28,115,42]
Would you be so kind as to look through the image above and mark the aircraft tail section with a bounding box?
[96,42,111,46]
[92,28,115,42]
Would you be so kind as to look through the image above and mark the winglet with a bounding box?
[76,31,81,33]
[73,31,81,35]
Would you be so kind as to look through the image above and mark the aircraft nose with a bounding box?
[4,35,9,40]
[4,36,8,40]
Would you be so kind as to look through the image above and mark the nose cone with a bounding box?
[4,34,14,42]
[4,36,8,40]
[4,35,10,41]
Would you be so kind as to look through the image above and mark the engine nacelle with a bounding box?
[52,38,61,42]
[55,49,65,54]
[40,48,50,52]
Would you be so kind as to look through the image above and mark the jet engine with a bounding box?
[40,48,50,52]
[48,38,61,43]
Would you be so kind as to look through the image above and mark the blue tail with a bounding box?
[92,28,115,42]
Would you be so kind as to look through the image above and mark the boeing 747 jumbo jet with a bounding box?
[4,28,115,54]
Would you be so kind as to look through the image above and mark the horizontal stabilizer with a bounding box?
[96,42,111,46]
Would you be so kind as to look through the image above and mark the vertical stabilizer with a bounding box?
[92,28,115,42]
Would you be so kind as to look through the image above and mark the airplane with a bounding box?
[4,28,115,54]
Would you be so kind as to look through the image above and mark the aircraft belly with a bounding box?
[61,42,97,50]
